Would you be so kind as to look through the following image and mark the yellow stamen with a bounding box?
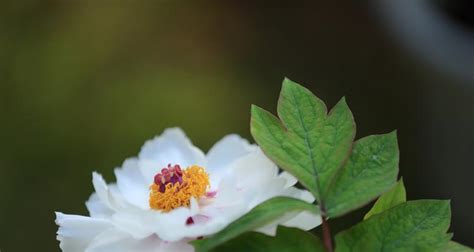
[149,165,210,212]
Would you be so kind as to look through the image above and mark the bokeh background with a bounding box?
[1,1,473,250]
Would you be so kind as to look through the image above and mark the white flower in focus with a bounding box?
[55,128,321,252]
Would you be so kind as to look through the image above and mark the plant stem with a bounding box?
[322,216,333,252]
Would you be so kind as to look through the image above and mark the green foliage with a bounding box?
[324,132,399,217]
[191,196,319,252]
[335,200,452,251]
[364,178,406,220]
[210,226,325,252]
[445,241,474,252]
[251,78,398,218]
[251,78,355,201]
[192,78,473,252]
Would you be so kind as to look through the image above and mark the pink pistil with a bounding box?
[206,191,217,198]
[153,164,184,193]
[186,217,194,225]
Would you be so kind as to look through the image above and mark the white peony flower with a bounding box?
[55,128,321,252]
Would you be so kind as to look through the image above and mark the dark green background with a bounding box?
[1,1,473,251]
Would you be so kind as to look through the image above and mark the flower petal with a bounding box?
[228,148,279,189]
[86,229,166,252]
[59,130,324,250]
[138,128,207,183]
[254,210,298,236]
[152,207,195,242]
[281,211,322,231]
[254,189,320,236]
[55,212,112,252]
[206,134,256,172]
[112,206,197,242]
[171,177,247,240]
[92,172,113,209]
[87,228,194,252]
[85,193,113,218]
[281,187,315,203]
[110,199,200,241]
[255,210,322,236]
[175,148,304,240]
[275,187,321,232]
[111,211,155,240]
[278,171,298,188]
[91,172,130,212]
[224,148,282,208]
[157,240,194,252]
[114,158,149,210]
[255,225,278,236]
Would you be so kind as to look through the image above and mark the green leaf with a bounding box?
[251,78,355,202]
[325,132,399,217]
[364,178,406,220]
[445,241,474,252]
[335,200,452,252]
[210,226,325,252]
[191,196,320,252]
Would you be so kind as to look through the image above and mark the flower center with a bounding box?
[149,164,210,212]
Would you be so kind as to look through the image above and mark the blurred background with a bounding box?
[1,1,473,250]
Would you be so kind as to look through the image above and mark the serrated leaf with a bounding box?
[325,132,399,217]
[191,196,320,252]
[210,226,325,252]
[445,241,474,252]
[251,78,355,203]
[364,178,406,220]
[335,200,452,252]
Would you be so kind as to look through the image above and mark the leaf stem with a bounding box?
[322,216,333,252]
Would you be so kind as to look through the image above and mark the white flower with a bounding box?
[56,128,321,252]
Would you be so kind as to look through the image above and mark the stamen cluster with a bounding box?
[149,164,210,212]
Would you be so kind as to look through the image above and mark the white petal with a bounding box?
[112,197,213,241]
[229,148,279,191]
[92,172,130,211]
[157,240,194,252]
[114,158,149,210]
[206,134,256,172]
[86,172,136,218]
[92,172,113,210]
[189,197,200,215]
[57,128,325,250]
[87,228,193,252]
[255,225,278,236]
[111,211,155,240]
[85,193,113,218]
[138,128,207,183]
[281,211,322,231]
[278,171,298,188]
[178,177,248,239]
[201,176,247,221]
[281,187,315,203]
[152,207,194,242]
[224,148,282,208]
[110,199,198,241]
[278,188,321,231]
[173,149,283,239]
[246,177,287,208]
[211,176,242,207]
[181,207,244,239]
[55,212,112,252]
[113,205,196,242]
[254,211,297,236]
[255,210,321,237]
